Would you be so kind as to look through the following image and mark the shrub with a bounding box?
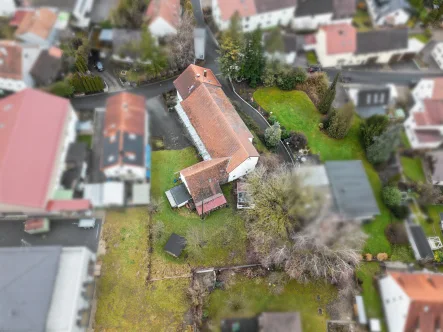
[382,186,402,207]
[377,253,388,261]
[365,253,373,261]
[268,115,277,124]
[250,101,259,109]
[435,250,443,263]
[326,103,354,139]
[360,115,389,149]
[385,223,409,245]
[391,205,410,219]
[296,72,329,107]
[288,131,307,150]
[276,67,307,91]
[281,129,291,140]
[264,122,281,147]
[318,123,324,130]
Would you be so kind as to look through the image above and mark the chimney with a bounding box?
[196,74,200,78]
[204,70,207,77]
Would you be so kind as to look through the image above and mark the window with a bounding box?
[373,93,378,103]
[380,93,385,103]
[366,94,371,105]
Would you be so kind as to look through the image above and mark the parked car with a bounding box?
[96,61,104,72]
[308,66,322,73]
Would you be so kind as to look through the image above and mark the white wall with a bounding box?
[379,275,411,332]
[432,43,443,70]
[228,156,259,182]
[0,0,16,17]
[265,51,296,65]
[104,164,145,181]
[292,13,333,31]
[72,0,94,28]
[412,79,435,102]
[149,17,177,38]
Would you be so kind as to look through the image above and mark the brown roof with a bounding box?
[173,64,221,100]
[181,158,229,203]
[146,0,180,29]
[217,0,257,21]
[0,40,22,80]
[181,83,258,173]
[390,272,443,332]
[414,99,443,126]
[415,129,442,144]
[15,8,57,40]
[104,92,146,136]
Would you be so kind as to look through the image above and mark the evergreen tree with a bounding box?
[47,80,74,97]
[226,11,243,44]
[75,56,87,73]
[218,35,243,80]
[326,103,354,139]
[265,122,282,147]
[360,114,389,149]
[367,125,402,164]
[241,29,265,87]
[318,73,339,114]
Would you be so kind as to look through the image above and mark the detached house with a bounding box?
[101,92,148,181]
[366,0,411,27]
[379,271,443,332]
[405,78,443,149]
[0,40,41,92]
[15,7,58,47]
[293,0,356,31]
[315,23,423,67]
[0,89,78,214]
[166,65,259,215]
[346,84,396,118]
[145,0,180,38]
[212,0,297,32]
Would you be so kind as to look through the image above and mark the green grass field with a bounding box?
[306,51,319,65]
[410,33,430,44]
[253,87,393,254]
[356,263,382,318]
[401,157,426,182]
[206,274,337,332]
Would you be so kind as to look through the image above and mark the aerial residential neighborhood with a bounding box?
[1,0,443,331]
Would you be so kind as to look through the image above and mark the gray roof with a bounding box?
[356,29,408,54]
[325,160,380,220]
[254,0,297,13]
[357,87,390,107]
[408,224,434,259]
[62,142,88,189]
[102,131,120,168]
[373,0,411,20]
[356,106,387,118]
[112,29,142,58]
[296,0,333,16]
[427,150,443,184]
[0,246,62,332]
[333,0,357,18]
[122,132,144,166]
[170,183,192,205]
[30,50,62,86]
[164,233,186,257]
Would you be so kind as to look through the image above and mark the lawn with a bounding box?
[77,134,92,147]
[206,274,337,332]
[150,148,248,278]
[352,9,372,32]
[253,87,393,255]
[401,156,426,182]
[410,33,430,44]
[306,51,318,65]
[356,263,382,319]
[94,208,190,330]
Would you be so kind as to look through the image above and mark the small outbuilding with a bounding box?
[405,223,434,260]
[165,183,192,208]
[164,233,186,258]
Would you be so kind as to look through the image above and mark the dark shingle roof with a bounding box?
[0,246,61,332]
[62,142,88,189]
[30,49,62,86]
[356,29,408,54]
[170,183,192,206]
[325,160,380,220]
[221,317,259,332]
[373,0,411,20]
[164,233,186,257]
[254,0,297,13]
[332,0,357,18]
[408,224,434,259]
[295,0,333,16]
[259,312,302,332]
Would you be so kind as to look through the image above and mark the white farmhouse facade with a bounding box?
[149,16,177,37]
[293,13,334,30]
[212,0,296,32]
[0,0,16,17]
[431,42,443,70]
[146,0,180,38]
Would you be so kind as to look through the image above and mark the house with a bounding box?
[145,0,180,38]
[297,160,380,221]
[411,77,443,102]
[264,32,297,65]
[15,7,58,47]
[366,0,411,27]
[164,233,186,257]
[315,23,424,67]
[379,271,443,332]
[101,92,148,181]
[431,42,443,70]
[0,40,41,92]
[293,0,356,31]
[0,0,16,17]
[0,89,78,214]
[0,246,96,332]
[221,312,302,332]
[405,223,434,260]
[20,0,95,28]
[166,65,259,216]
[110,29,143,63]
[212,0,297,32]
[427,150,443,185]
[346,84,396,118]
[61,142,88,191]
[30,46,63,87]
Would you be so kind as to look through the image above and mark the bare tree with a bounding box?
[185,226,208,260]
[167,13,195,70]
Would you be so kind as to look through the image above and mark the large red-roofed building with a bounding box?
[0,89,78,213]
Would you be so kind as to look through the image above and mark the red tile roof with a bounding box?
[0,89,70,209]
[413,99,443,126]
[415,129,442,144]
[321,23,356,55]
[390,272,443,332]
[432,78,443,99]
[146,0,180,29]
[0,40,23,80]
[10,9,33,27]
[15,8,57,40]
[217,0,257,21]
[196,194,227,215]
[173,64,221,100]
[46,199,91,212]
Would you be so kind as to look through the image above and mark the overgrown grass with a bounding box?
[401,157,426,182]
[206,274,337,332]
[401,131,411,148]
[253,87,393,254]
[356,263,382,318]
[150,148,248,279]
[410,33,430,44]
[352,9,372,31]
[306,51,318,65]
[78,134,92,147]
[95,208,190,330]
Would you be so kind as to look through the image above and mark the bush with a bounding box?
[360,115,389,149]
[390,205,410,219]
[377,253,388,261]
[326,103,354,139]
[435,250,443,263]
[276,67,307,91]
[296,72,329,107]
[250,101,259,109]
[385,223,409,245]
[281,129,291,140]
[268,115,277,124]
[382,186,402,207]
[365,253,373,261]
[288,131,307,150]
[264,122,281,147]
